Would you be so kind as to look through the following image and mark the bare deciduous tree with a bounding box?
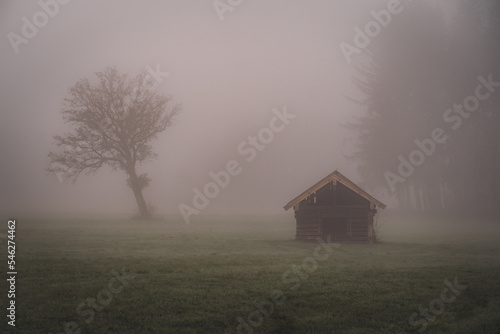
[48,67,181,219]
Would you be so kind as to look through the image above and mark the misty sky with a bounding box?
[0,1,455,219]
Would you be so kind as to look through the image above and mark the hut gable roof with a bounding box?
[283,170,387,211]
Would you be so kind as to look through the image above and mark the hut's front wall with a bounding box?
[294,182,376,242]
[295,207,375,242]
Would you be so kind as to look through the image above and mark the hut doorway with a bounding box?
[323,216,349,241]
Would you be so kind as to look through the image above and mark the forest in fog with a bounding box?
[347,1,500,217]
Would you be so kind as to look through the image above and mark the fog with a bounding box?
[0,0,496,221]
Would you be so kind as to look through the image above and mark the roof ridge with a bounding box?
[283,169,386,211]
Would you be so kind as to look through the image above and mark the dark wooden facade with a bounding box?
[284,170,386,242]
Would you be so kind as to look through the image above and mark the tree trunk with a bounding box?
[127,168,150,219]
[415,182,423,213]
[396,187,404,209]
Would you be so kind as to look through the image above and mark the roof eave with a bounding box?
[283,170,387,211]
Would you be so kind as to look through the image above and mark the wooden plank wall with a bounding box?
[295,207,375,242]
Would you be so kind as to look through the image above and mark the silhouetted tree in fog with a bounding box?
[444,0,500,217]
[346,1,451,211]
[48,67,181,219]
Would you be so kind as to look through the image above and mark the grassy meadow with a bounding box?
[1,213,500,333]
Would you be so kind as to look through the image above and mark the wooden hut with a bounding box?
[283,170,386,242]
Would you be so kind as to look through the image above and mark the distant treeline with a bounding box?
[348,0,500,218]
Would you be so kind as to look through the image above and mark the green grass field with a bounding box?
[2,213,500,333]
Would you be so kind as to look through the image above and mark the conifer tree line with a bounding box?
[348,1,500,217]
